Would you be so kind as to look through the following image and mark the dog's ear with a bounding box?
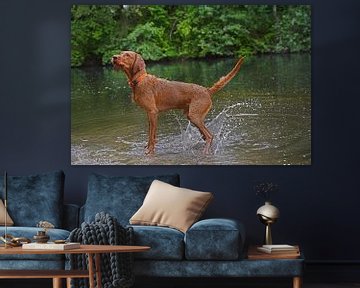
[132,53,146,75]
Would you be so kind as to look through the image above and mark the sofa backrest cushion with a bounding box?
[0,170,64,227]
[83,173,180,225]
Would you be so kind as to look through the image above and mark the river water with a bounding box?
[71,54,311,165]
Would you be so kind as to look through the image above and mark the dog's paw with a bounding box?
[145,146,155,155]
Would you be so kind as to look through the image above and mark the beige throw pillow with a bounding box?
[130,180,213,233]
[0,199,14,226]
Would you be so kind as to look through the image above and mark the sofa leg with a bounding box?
[53,278,62,288]
[293,276,302,288]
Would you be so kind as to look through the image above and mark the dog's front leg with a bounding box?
[145,111,158,154]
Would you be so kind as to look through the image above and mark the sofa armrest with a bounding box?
[63,204,80,231]
[184,218,245,260]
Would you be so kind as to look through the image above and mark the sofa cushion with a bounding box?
[130,180,213,233]
[0,226,70,261]
[130,225,184,260]
[84,174,180,225]
[0,199,14,226]
[0,171,64,227]
[184,218,245,260]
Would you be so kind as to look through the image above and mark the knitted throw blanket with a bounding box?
[68,212,135,288]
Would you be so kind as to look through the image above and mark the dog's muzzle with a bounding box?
[111,55,124,70]
[111,56,118,65]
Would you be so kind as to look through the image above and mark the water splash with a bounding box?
[177,102,259,155]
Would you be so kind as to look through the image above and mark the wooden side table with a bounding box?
[247,245,303,288]
[0,244,150,288]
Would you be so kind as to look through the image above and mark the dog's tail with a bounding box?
[208,57,245,95]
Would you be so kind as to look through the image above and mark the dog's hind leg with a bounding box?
[187,112,213,154]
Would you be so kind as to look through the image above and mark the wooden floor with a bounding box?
[1,279,360,288]
[305,285,360,288]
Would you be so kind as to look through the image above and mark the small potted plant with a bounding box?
[34,221,55,243]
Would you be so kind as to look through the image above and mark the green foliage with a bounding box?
[274,6,311,52]
[71,5,124,66]
[122,22,168,61]
[71,5,311,67]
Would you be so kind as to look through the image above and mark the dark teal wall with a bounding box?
[0,0,359,264]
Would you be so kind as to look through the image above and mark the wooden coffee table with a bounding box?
[0,244,150,288]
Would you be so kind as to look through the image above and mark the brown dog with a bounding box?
[111,51,244,154]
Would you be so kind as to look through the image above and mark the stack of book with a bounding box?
[248,244,300,259]
[22,242,81,250]
[257,244,299,254]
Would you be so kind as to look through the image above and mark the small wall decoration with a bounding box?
[70,5,311,165]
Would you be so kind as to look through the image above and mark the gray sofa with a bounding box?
[0,170,78,270]
[80,173,304,284]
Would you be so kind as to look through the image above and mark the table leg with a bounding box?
[95,253,102,288]
[88,253,95,288]
[52,278,62,288]
[66,277,72,288]
[293,276,302,288]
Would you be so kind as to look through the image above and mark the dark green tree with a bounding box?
[71,5,311,67]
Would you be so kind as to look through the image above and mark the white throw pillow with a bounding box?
[130,180,213,233]
[0,199,14,226]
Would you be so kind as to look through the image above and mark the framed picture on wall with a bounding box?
[71,4,311,165]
